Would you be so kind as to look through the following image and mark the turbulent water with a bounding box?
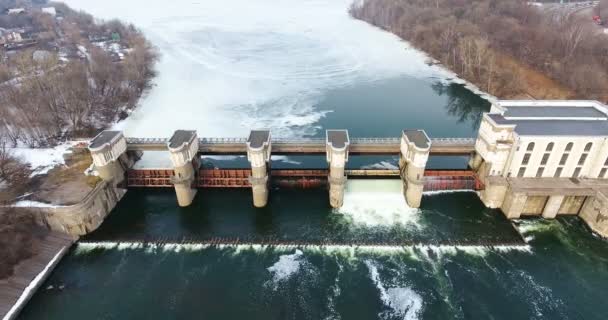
[18,0,608,319]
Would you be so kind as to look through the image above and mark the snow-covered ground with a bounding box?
[10,143,73,176]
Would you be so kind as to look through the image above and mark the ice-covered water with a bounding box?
[63,0,452,138]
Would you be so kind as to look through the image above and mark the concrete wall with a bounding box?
[34,181,126,236]
[522,196,548,215]
[580,191,608,237]
[558,196,585,215]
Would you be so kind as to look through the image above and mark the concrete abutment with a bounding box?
[247,130,272,207]
[399,130,431,208]
[168,130,199,207]
[326,130,350,208]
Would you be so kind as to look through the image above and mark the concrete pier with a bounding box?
[89,131,129,185]
[399,130,431,208]
[168,130,199,207]
[246,130,272,207]
[542,195,565,219]
[326,130,350,208]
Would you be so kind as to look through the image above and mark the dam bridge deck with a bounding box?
[125,137,475,155]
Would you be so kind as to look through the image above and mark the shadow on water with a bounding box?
[431,82,490,131]
[82,183,521,245]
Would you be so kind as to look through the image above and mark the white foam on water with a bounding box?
[422,189,476,196]
[365,260,423,320]
[324,261,343,320]
[361,161,399,170]
[514,219,559,235]
[267,249,305,285]
[75,241,531,257]
[61,0,469,139]
[336,180,421,228]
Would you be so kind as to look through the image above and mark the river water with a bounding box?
[18,0,608,319]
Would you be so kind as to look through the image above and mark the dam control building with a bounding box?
[470,100,608,236]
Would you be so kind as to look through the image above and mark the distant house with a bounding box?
[0,30,23,45]
[41,7,56,16]
[7,8,26,15]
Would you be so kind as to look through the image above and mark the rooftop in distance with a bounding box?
[488,100,608,136]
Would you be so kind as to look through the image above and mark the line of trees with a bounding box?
[350,0,608,100]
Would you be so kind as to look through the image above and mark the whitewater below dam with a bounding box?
[18,0,608,319]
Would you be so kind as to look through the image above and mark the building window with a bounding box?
[573,167,582,178]
[600,168,607,178]
[536,167,544,178]
[517,167,526,177]
[578,153,588,166]
[565,142,573,152]
[559,154,569,165]
[584,142,593,152]
[527,142,535,151]
[522,153,531,165]
[546,143,554,151]
[554,167,563,178]
[541,153,550,165]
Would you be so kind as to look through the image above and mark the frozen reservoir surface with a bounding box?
[64,0,488,139]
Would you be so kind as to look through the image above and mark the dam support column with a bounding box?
[542,195,565,219]
[399,130,431,208]
[246,130,272,208]
[89,130,130,185]
[500,190,527,219]
[168,130,199,207]
[326,130,350,208]
[580,190,608,237]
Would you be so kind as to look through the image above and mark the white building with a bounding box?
[474,100,608,180]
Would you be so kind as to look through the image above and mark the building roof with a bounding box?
[403,129,430,149]
[488,100,608,136]
[326,130,349,149]
[504,106,606,119]
[168,130,197,150]
[89,131,122,150]
[247,130,270,149]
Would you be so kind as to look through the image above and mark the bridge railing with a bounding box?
[126,137,168,144]
[125,136,476,145]
[430,138,475,144]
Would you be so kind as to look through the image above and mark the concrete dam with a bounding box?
[86,100,608,238]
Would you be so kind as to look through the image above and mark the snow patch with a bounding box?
[11,200,64,208]
[9,143,72,176]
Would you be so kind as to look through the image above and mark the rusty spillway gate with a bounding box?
[127,169,484,191]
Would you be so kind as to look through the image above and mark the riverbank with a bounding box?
[350,0,607,102]
[0,231,73,320]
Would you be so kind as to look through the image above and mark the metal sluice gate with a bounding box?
[126,169,484,191]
